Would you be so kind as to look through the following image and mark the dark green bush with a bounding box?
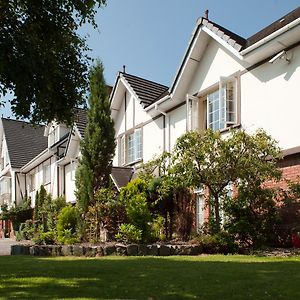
[57,205,79,244]
[193,232,238,254]
[33,230,56,245]
[16,219,35,241]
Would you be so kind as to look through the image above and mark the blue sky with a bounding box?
[1,0,299,118]
[86,0,300,86]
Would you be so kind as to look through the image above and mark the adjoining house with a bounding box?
[1,7,300,233]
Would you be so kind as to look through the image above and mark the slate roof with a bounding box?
[246,6,300,48]
[198,7,300,51]
[122,73,169,108]
[111,167,133,190]
[200,18,247,51]
[74,108,87,138]
[1,118,47,169]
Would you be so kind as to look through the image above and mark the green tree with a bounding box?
[76,61,115,213]
[0,0,106,124]
[173,129,282,233]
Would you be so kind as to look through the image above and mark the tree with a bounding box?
[172,129,282,233]
[76,60,115,213]
[0,0,107,124]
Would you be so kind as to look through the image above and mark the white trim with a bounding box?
[202,27,244,60]
[144,94,170,112]
[240,17,300,55]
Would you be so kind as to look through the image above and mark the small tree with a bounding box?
[76,61,116,213]
[172,129,282,233]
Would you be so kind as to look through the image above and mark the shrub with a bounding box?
[33,230,56,245]
[57,205,79,244]
[192,232,238,254]
[152,215,166,241]
[115,224,142,244]
[16,220,35,241]
[120,179,152,242]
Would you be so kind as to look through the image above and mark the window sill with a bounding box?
[123,158,143,167]
[219,123,241,134]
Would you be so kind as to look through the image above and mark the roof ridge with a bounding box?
[1,117,43,127]
[121,72,169,89]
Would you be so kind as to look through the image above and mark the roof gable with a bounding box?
[1,118,47,169]
[121,73,169,108]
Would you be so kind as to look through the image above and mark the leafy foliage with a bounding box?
[57,205,79,244]
[225,183,279,248]
[76,61,116,213]
[0,0,107,124]
[172,129,282,232]
[115,223,142,244]
[119,178,152,242]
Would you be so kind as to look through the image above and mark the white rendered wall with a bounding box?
[241,45,300,150]
[64,162,76,203]
[168,104,187,151]
[143,116,164,162]
[188,39,244,95]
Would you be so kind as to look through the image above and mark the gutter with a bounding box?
[144,94,171,112]
[241,17,300,55]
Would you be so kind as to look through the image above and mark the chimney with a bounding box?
[204,9,209,20]
[123,65,126,73]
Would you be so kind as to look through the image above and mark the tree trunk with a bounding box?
[213,195,221,233]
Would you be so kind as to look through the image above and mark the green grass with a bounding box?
[0,255,300,299]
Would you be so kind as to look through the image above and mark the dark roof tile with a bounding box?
[122,73,169,108]
[246,7,300,48]
[111,166,133,189]
[1,118,47,169]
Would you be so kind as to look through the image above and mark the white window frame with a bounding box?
[28,173,36,192]
[43,163,51,185]
[120,128,143,166]
[207,77,237,131]
[0,176,11,195]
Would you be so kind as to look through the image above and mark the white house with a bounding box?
[1,7,300,231]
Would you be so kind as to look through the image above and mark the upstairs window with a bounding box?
[207,81,236,131]
[119,128,143,165]
[28,173,36,192]
[43,164,51,185]
[187,76,239,132]
[48,126,59,146]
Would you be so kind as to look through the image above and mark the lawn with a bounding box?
[0,255,300,299]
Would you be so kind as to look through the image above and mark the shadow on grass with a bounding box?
[0,255,300,299]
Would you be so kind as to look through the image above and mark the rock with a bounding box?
[138,244,147,256]
[103,245,116,256]
[30,245,41,256]
[61,245,73,256]
[96,246,104,257]
[11,244,30,255]
[51,245,62,256]
[127,244,138,256]
[73,245,85,256]
[85,246,98,257]
[116,244,127,256]
[146,244,158,256]
[158,245,171,256]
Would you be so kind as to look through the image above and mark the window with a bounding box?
[207,81,236,131]
[0,177,11,195]
[187,77,239,132]
[120,128,143,165]
[28,174,35,192]
[43,164,51,184]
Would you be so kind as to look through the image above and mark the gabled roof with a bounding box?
[1,118,47,169]
[74,108,87,138]
[200,18,246,51]
[111,167,133,191]
[122,72,169,108]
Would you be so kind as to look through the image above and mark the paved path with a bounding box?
[0,238,19,255]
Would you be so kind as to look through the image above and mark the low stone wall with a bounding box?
[11,243,203,257]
